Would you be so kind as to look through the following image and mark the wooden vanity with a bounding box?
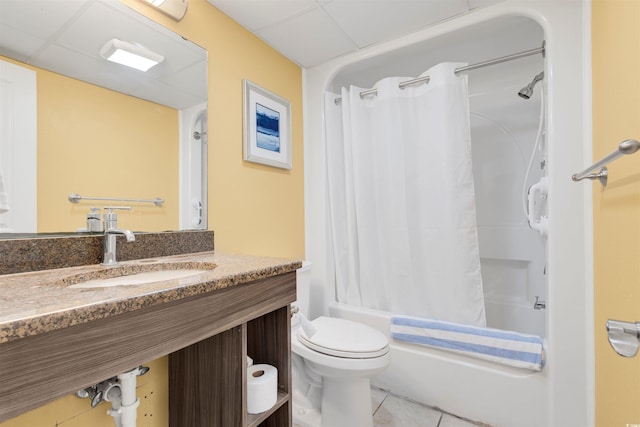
[0,232,299,426]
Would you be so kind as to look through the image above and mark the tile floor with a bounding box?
[370,387,487,427]
[294,386,489,427]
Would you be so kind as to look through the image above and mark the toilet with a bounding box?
[292,263,390,427]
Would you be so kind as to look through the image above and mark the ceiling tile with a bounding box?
[208,0,319,31]
[257,7,358,68]
[161,61,208,100]
[1,0,206,110]
[55,2,152,59]
[131,79,196,110]
[32,43,145,93]
[56,1,204,76]
[0,0,87,39]
[322,0,468,48]
[0,25,44,61]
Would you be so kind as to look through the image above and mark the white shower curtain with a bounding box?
[325,62,486,326]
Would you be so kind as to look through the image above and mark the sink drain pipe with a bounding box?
[106,367,147,427]
[76,366,149,427]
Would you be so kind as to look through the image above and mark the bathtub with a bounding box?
[328,301,548,427]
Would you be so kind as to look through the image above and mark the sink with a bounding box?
[67,269,208,289]
[62,261,216,289]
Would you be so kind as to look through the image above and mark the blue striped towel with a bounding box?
[390,315,544,371]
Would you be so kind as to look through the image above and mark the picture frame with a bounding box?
[243,79,292,169]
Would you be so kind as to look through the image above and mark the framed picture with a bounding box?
[243,79,292,169]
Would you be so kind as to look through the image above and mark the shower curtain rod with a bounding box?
[333,42,546,104]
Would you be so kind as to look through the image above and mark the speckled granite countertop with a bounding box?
[0,230,215,275]
[0,251,301,343]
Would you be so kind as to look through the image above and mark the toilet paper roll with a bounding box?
[247,356,253,367]
[247,364,278,414]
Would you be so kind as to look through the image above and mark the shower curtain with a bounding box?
[325,62,486,326]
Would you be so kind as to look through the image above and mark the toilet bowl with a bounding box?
[292,263,390,427]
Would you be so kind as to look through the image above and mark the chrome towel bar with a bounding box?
[68,193,164,207]
[572,139,640,186]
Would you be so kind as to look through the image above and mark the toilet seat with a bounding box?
[297,316,389,359]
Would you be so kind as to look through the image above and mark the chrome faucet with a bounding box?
[101,207,135,266]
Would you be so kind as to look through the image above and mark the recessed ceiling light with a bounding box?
[99,39,164,72]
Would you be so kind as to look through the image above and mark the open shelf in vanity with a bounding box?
[168,274,294,427]
[246,306,292,427]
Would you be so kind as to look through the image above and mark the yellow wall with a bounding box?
[1,357,169,426]
[592,1,640,426]
[1,55,180,233]
[124,0,305,260]
[2,0,303,425]
[37,66,180,232]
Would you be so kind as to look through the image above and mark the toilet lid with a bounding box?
[297,316,389,359]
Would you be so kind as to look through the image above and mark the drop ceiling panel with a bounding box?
[257,7,358,68]
[161,61,208,100]
[207,0,510,69]
[0,0,87,40]
[33,43,145,93]
[209,0,318,31]
[322,0,468,48]
[55,1,203,75]
[131,79,196,110]
[0,24,43,61]
[0,0,206,110]
[55,1,152,58]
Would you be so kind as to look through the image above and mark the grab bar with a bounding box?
[606,319,640,357]
[572,139,640,187]
[68,193,164,207]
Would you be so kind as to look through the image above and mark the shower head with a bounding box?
[518,71,544,99]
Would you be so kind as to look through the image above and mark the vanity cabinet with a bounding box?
[169,305,292,426]
[0,268,296,426]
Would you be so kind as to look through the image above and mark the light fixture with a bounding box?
[99,39,164,72]
[138,0,188,21]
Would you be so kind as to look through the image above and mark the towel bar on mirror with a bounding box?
[68,193,164,207]
[606,319,640,357]
[572,139,640,187]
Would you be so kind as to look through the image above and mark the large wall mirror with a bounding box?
[0,0,207,237]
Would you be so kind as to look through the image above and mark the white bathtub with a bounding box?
[328,301,548,427]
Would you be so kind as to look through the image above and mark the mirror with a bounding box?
[0,0,207,236]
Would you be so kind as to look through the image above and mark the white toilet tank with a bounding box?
[294,261,312,317]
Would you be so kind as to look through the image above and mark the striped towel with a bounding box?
[391,315,544,371]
